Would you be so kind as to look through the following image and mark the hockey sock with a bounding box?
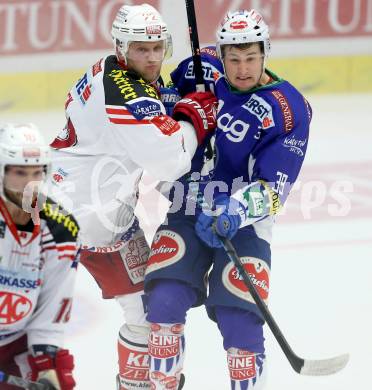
[227,348,266,390]
[117,324,150,390]
[148,323,185,390]
[214,306,266,389]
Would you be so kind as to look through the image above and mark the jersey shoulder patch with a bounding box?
[40,198,79,244]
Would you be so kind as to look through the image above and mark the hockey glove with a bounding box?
[160,86,181,116]
[173,91,217,145]
[195,195,243,248]
[28,348,76,390]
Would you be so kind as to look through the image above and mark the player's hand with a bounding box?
[173,91,217,145]
[160,86,181,116]
[195,195,242,248]
[28,349,76,390]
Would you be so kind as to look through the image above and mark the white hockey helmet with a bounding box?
[216,9,270,58]
[111,3,172,63]
[0,123,51,180]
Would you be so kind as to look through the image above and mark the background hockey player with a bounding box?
[0,123,78,390]
[49,3,217,389]
[144,9,312,389]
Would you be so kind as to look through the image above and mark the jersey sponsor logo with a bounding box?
[50,119,78,149]
[242,94,275,129]
[109,69,158,102]
[185,61,218,81]
[160,90,180,104]
[271,90,294,132]
[75,72,94,106]
[122,236,149,286]
[0,274,41,289]
[42,202,79,238]
[218,111,250,143]
[0,292,33,325]
[282,135,307,156]
[126,97,163,119]
[52,167,69,184]
[150,115,181,136]
[200,47,218,58]
[145,230,185,275]
[259,179,283,214]
[92,58,103,77]
[222,257,270,304]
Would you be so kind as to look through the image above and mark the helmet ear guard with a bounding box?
[111,3,173,64]
[216,9,270,59]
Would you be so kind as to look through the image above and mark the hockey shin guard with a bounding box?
[148,323,185,390]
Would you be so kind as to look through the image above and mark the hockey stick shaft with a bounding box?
[0,370,52,389]
[185,0,205,91]
[219,236,349,376]
[219,237,303,371]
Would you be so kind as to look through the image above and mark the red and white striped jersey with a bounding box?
[50,55,196,181]
[49,55,197,247]
[0,196,79,348]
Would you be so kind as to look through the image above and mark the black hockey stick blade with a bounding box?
[219,236,349,376]
[0,370,54,389]
[185,0,205,91]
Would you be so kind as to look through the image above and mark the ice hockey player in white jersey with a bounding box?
[49,3,217,389]
[0,123,79,390]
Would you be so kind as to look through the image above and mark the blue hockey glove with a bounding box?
[195,195,243,248]
[160,86,181,116]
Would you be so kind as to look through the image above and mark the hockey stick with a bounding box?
[219,236,349,376]
[0,370,54,389]
[185,0,205,92]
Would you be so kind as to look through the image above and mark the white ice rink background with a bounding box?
[1,93,371,389]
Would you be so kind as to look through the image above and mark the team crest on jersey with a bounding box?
[242,94,275,130]
[185,61,219,82]
[145,230,185,275]
[0,291,33,324]
[222,257,270,304]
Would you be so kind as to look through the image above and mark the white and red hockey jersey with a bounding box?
[0,196,79,348]
[49,55,197,247]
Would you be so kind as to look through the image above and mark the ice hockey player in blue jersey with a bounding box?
[144,9,312,390]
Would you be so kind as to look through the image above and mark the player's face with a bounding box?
[126,41,165,83]
[223,44,265,91]
[3,165,44,205]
